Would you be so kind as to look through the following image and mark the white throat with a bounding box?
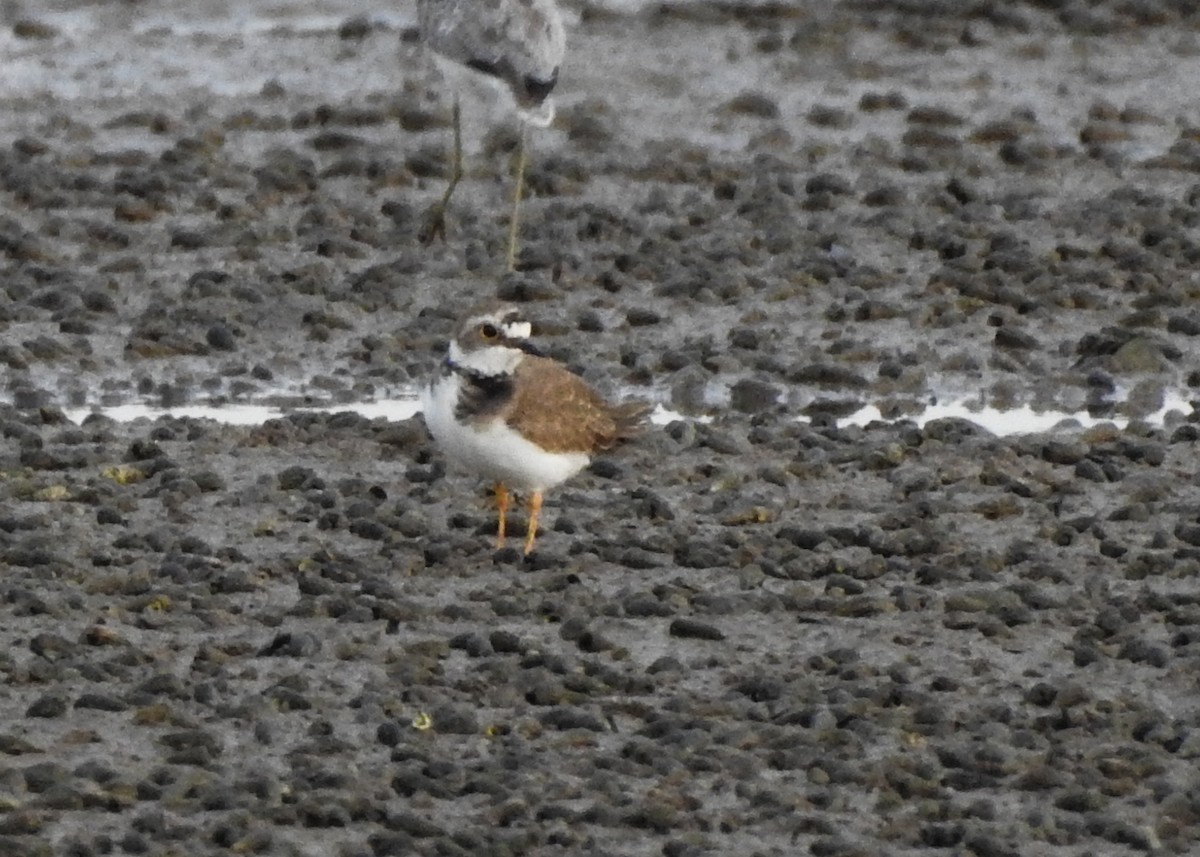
[449,341,525,376]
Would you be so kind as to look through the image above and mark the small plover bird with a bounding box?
[415,0,566,270]
[424,306,649,555]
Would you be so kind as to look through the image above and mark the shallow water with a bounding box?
[60,388,1195,436]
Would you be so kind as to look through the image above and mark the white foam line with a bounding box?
[64,399,422,427]
[61,391,1193,437]
[838,389,1194,436]
[64,399,692,428]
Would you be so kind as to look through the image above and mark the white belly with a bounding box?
[423,374,590,493]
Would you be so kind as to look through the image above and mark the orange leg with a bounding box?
[494,482,509,548]
[523,490,543,555]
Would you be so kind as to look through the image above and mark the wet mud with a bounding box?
[2,1,1200,855]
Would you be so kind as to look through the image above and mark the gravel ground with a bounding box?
[2,1,1200,855]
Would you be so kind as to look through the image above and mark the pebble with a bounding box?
[728,378,780,412]
[667,618,725,641]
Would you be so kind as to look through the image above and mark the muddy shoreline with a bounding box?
[2,2,1200,855]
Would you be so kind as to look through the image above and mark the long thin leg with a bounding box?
[523,490,542,555]
[494,482,509,548]
[506,121,529,272]
[420,95,463,244]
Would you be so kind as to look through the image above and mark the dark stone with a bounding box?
[668,618,725,641]
[26,695,69,718]
[205,323,237,351]
[729,378,780,413]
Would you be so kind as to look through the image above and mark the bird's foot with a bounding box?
[418,202,449,244]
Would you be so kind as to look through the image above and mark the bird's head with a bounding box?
[448,305,541,375]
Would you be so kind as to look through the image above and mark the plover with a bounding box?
[416,0,566,270]
[423,306,649,554]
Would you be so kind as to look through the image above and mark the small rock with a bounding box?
[206,323,237,351]
[668,618,725,641]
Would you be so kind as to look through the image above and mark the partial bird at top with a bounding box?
[418,0,566,127]
[415,0,566,268]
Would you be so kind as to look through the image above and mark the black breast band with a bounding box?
[446,360,514,422]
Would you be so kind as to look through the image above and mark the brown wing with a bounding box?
[503,357,650,454]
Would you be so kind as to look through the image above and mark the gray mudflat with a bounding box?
[2,2,1199,856]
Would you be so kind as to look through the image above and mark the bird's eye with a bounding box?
[479,323,499,339]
